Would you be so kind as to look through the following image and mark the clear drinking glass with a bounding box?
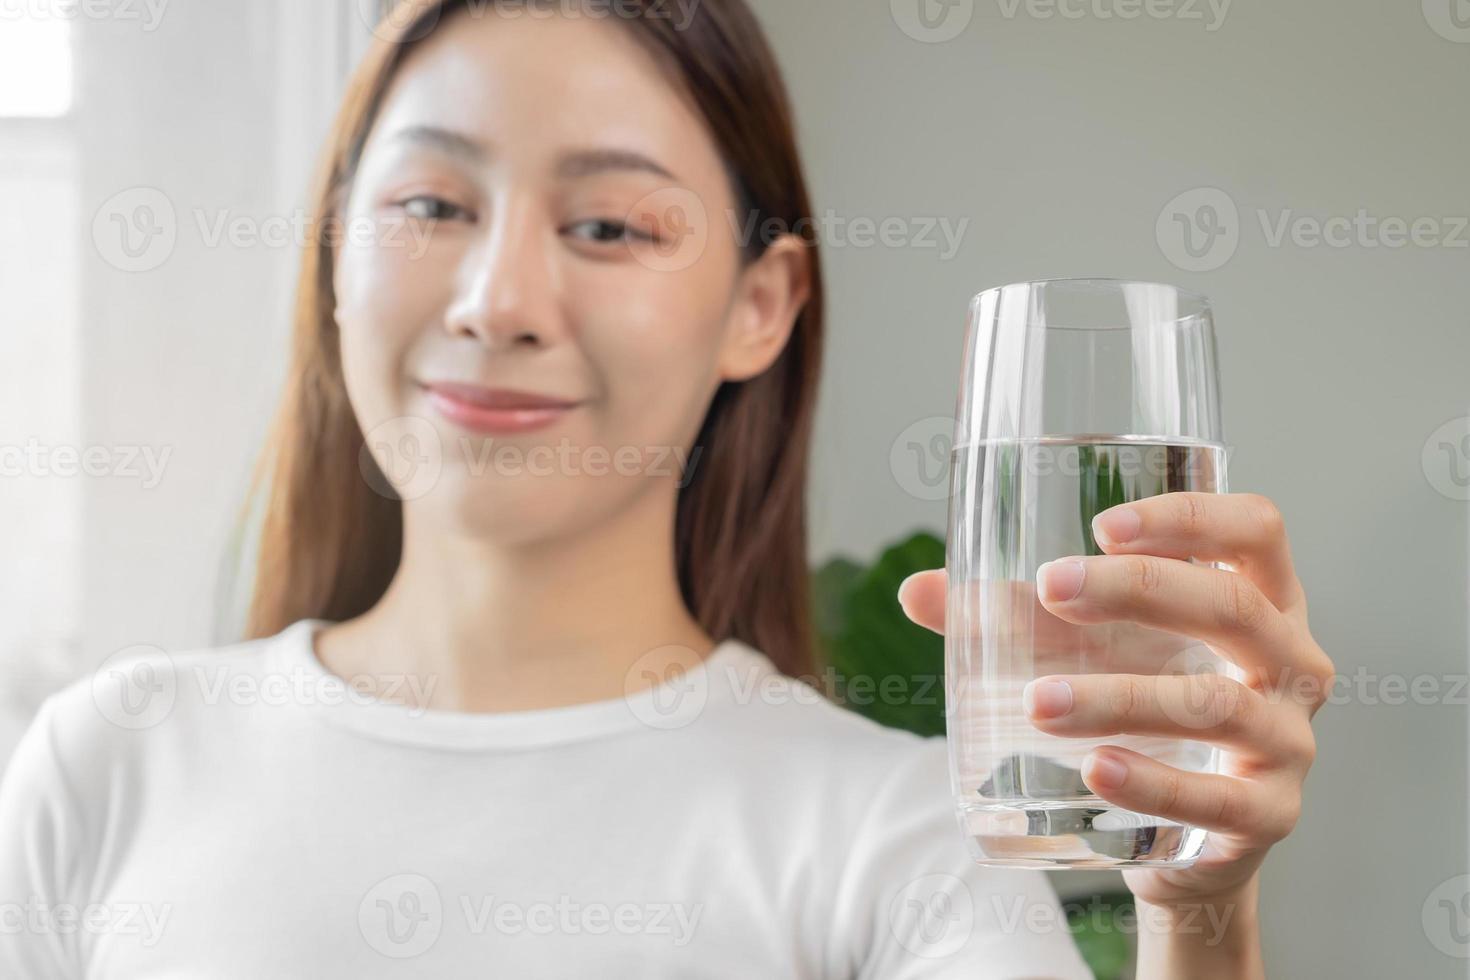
[945,279,1231,868]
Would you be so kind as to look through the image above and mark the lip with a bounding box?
[422,382,583,435]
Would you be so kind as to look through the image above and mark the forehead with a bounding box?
[362,8,725,184]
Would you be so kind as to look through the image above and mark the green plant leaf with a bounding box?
[1066,889,1136,979]
[811,557,863,641]
[812,531,947,737]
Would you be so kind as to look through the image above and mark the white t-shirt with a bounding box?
[0,619,1090,978]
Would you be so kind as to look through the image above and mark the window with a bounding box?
[0,12,73,118]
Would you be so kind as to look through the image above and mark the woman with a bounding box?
[0,0,1331,976]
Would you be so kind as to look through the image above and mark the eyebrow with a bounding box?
[386,125,677,181]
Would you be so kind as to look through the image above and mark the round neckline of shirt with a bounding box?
[270,618,761,752]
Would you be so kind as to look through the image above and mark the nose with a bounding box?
[443,195,564,349]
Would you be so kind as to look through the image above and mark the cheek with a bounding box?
[574,260,733,447]
[333,242,446,417]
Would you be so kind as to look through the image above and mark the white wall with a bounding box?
[73,2,377,662]
[0,122,81,758]
[752,0,1470,976]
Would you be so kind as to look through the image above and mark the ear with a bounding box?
[717,234,812,383]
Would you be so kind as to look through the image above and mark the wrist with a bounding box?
[1136,888,1258,949]
[1134,874,1260,927]
[1131,876,1263,979]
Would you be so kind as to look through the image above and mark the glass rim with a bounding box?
[971,277,1214,332]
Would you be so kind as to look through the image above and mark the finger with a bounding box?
[1022,673,1314,770]
[897,569,946,633]
[1090,492,1305,614]
[903,571,1214,676]
[1035,554,1323,685]
[1080,746,1301,843]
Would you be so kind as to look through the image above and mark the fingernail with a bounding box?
[1084,752,1129,791]
[1092,506,1141,547]
[897,572,920,608]
[1038,560,1085,602]
[1023,679,1073,719]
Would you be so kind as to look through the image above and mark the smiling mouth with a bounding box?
[421,382,583,436]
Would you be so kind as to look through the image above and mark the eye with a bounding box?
[566,219,655,245]
[398,195,471,222]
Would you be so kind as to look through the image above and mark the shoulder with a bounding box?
[7,624,302,799]
[0,625,305,963]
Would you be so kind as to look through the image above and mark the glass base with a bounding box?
[959,801,1207,869]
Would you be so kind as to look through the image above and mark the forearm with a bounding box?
[1133,878,1264,980]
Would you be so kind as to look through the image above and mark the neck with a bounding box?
[315,477,713,713]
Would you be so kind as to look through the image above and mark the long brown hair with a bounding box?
[243,0,825,678]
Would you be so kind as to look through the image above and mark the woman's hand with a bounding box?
[897,492,1333,956]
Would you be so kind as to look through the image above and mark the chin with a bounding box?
[410,471,621,545]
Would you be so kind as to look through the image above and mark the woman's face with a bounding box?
[334,7,804,539]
